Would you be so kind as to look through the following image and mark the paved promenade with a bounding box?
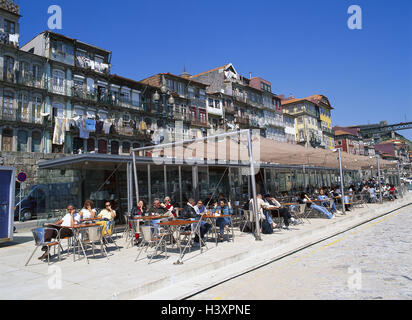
[190,205,412,300]
[0,193,411,300]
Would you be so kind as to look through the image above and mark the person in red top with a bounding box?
[389,185,397,200]
[163,197,176,218]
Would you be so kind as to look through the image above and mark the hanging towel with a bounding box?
[95,120,104,134]
[85,119,96,132]
[78,118,90,139]
[103,120,112,134]
[53,118,65,145]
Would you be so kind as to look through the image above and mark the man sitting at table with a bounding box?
[181,199,211,244]
[39,204,77,260]
[264,194,300,230]
[212,200,233,241]
[147,199,169,233]
[194,200,212,241]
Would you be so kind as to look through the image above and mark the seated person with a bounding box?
[130,200,146,218]
[389,185,397,200]
[264,194,300,230]
[129,200,146,242]
[203,193,216,209]
[317,189,341,214]
[147,199,168,233]
[249,194,274,223]
[97,201,117,236]
[181,199,211,244]
[98,201,116,220]
[163,197,176,218]
[368,186,377,203]
[298,193,334,219]
[39,205,77,260]
[80,200,96,221]
[213,200,233,241]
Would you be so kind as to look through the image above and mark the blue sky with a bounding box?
[17,0,412,140]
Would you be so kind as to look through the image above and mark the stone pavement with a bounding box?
[0,193,411,300]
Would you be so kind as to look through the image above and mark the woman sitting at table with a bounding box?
[96,201,116,236]
[80,200,96,221]
[212,200,233,241]
[39,205,78,260]
[298,193,334,219]
[317,189,341,214]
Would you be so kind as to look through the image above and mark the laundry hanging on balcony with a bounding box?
[77,117,90,139]
[85,119,96,132]
[103,119,112,134]
[52,118,66,145]
[95,120,104,134]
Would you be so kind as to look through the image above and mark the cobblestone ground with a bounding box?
[190,206,412,300]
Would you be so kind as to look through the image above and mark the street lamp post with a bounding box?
[376,156,383,204]
[332,148,346,215]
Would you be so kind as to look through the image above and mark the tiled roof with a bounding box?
[281,94,334,110]
[191,64,230,79]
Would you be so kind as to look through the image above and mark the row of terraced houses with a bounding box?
[0,1,338,164]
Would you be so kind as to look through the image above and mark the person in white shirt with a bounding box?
[39,205,77,260]
[80,200,96,221]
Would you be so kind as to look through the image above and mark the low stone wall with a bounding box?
[0,151,67,186]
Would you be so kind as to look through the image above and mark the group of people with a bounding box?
[129,193,234,244]
[358,179,399,203]
[38,200,117,261]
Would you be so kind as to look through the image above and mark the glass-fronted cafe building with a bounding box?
[30,153,387,225]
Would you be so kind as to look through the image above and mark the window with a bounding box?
[3,56,14,81]
[87,138,95,152]
[32,64,41,80]
[98,139,107,154]
[32,131,42,152]
[1,128,13,151]
[122,142,130,154]
[33,96,42,123]
[17,130,28,152]
[3,90,14,117]
[111,141,119,155]
[52,70,65,93]
[18,93,29,122]
[4,20,15,34]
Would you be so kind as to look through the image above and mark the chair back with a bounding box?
[298,204,307,214]
[31,228,46,246]
[141,226,152,241]
[88,226,102,242]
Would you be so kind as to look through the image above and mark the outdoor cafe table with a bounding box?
[201,214,234,246]
[127,215,171,248]
[159,220,204,264]
[44,223,99,263]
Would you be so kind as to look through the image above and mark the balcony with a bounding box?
[0,31,19,48]
[72,87,97,102]
[0,108,44,125]
[235,115,250,126]
[224,105,236,114]
[188,115,208,127]
[17,72,45,90]
[76,56,110,74]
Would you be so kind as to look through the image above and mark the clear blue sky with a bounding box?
[17,0,412,140]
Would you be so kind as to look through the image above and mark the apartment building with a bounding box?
[333,126,365,155]
[191,63,286,142]
[282,94,335,149]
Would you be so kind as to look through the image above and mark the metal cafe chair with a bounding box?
[80,225,108,260]
[25,227,62,266]
[135,225,168,264]
[240,209,256,233]
[102,220,121,252]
